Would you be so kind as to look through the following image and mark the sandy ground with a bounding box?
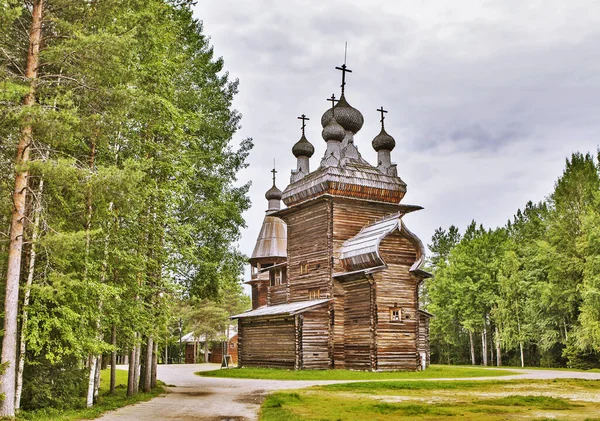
[95,364,600,421]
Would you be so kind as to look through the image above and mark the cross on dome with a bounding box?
[377,106,388,128]
[327,93,338,110]
[297,114,309,136]
[271,163,277,185]
[335,64,352,95]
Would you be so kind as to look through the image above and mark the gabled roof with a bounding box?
[339,212,430,276]
[231,299,331,319]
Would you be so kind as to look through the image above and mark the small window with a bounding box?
[390,307,402,322]
[270,269,282,286]
[309,288,320,300]
[300,261,308,275]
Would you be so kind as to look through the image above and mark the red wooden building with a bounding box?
[233,65,432,371]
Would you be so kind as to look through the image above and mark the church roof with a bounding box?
[282,158,406,206]
[249,214,287,264]
[231,299,331,319]
[338,212,428,274]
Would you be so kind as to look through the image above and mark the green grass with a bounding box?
[259,378,600,421]
[198,364,518,380]
[474,395,582,410]
[17,369,165,421]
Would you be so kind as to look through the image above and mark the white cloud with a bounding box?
[193,0,600,285]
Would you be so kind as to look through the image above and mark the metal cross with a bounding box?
[335,63,352,95]
[297,114,309,136]
[377,106,388,128]
[271,161,277,185]
[327,94,338,110]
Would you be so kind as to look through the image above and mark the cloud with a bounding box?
[193,0,600,286]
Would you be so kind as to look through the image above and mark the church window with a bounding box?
[300,261,308,275]
[309,288,320,300]
[270,269,283,286]
[390,307,402,322]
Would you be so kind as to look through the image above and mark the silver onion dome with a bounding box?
[321,95,364,134]
[321,115,346,142]
[265,184,283,201]
[292,134,315,158]
[372,127,396,151]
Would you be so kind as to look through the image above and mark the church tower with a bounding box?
[234,63,432,371]
[247,168,287,310]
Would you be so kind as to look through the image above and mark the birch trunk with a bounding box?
[134,341,141,394]
[519,341,525,368]
[482,328,488,366]
[15,175,44,410]
[127,343,137,396]
[86,355,98,407]
[143,337,153,392]
[151,341,158,389]
[469,331,476,365]
[110,325,117,394]
[495,325,502,366]
[0,0,44,416]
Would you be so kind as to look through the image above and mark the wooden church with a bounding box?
[232,64,433,371]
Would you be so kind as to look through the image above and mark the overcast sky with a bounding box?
[193,0,600,283]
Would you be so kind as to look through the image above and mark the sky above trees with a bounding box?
[193,0,600,272]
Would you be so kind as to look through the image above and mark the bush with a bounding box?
[562,341,600,370]
[21,355,88,410]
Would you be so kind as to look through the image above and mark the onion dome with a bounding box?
[265,184,282,201]
[372,127,396,151]
[292,134,315,158]
[322,115,346,142]
[321,95,364,134]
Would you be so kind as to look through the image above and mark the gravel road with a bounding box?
[95,364,600,421]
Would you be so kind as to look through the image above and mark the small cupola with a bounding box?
[372,106,397,174]
[291,114,314,182]
[265,166,283,212]
[320,94,346,167]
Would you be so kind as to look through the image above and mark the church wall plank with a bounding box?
[238,317,296,368]
[373,231,420,371]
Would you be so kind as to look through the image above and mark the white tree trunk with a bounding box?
[495,325,502,366]
[134,342,141,394]
[482,328,488,366]
[519,341,525,368]
[469,331,476,365]
[143,336,153,392]
[86,355,98,407]
[15,175,44,410]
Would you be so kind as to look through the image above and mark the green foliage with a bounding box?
[17,369,165,421]
[425,151,600,367]
[1,0,251,412]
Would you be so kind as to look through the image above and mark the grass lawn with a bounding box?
[197,364,519,380]
[260,378,600,421]
[17,369,165,421]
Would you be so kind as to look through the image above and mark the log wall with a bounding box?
[251,281,268,309]
[418,312,431,369]
[237,317,296,368]
[342,278,374,370]
[374,230,420,371]
[282,199,333,302]
[331,198,401,273]
[300,305,332,369]
[268,284,288,306]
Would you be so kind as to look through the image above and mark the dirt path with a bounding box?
[96,365,600,421]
